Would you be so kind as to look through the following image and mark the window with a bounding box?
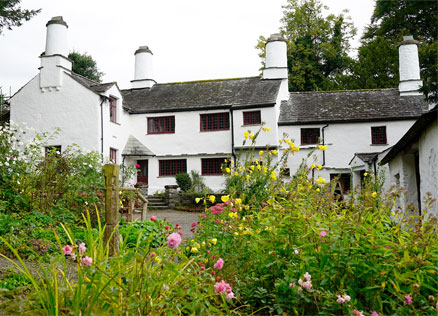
[159,159,187,176]
[200,113,229,131]
[148,116,175,134]
[243,111,261,125]
[301,128,320,145]
[109,96,117,123]
[45,145,61,157]
[371,126,387,144]
[201,158,228,175]
[110,148,117,164]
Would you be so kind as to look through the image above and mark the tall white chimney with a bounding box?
[262,33,288,80]
[398,35,423,96]
[131,46,156,89]
[40,16,72,91]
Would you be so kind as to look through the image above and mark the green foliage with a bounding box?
[192,138,438,315]
[68,50,104,83]
[189,170,209,194]
[175,172,192,192]
[0,0,40,34]
[257,0,356,91]
[0,269,31,290]
[359,0,438,102]
[119,219,167,248]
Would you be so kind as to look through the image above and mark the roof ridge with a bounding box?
[289,88,398,95]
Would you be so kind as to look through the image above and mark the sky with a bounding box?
[0,0,375,95]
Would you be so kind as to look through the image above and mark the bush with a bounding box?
[175,172,192,192]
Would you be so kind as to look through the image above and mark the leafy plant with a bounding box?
[176,172,192,192]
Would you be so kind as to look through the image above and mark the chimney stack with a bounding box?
[398,35,423,96]
[262,34,288,80]
[40,16,72,91]
[131,46,156,89]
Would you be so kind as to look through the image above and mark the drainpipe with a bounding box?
[230,108,236,163]
[99,96,106,160]
[373,157,377,178]
[321,124,329,165]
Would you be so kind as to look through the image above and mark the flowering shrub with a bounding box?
[191,130,438,315]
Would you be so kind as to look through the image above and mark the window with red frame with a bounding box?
[200,113,229,131]
[371,126,387,144]
[243,111,261,125]
[201,158,228,175]
[148,116,175,134]
[109,96,117,123]
[301,128,320,145]
[109,148,117,164]
[159,159,187,176]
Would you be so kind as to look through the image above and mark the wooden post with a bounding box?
[127,200,134,222]
[104,164,120,257]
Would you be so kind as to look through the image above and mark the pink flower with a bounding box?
[178,230,183,235]
[302,281,312,290]
[62,245,73,255]
[78,243,86,256]
[225,292,234,300]
[191,222,198,227]
[404,294,412,305]
[150,216,157,221]
[135,164,141,169]
[371,312,379,316]
[164,225,169,230]
[175,224,181,229]
[298,278,303,286]
[303,272,311,281]
[214,258,224,270]
[211,205,224,215]
[71,253,77,261]
[163,284,169,291]
[201,266,205,271]
[82,256,92,266]
[320,231,327,238]
[337,297,345,304]
[384,245,392,249]
[151,252,156,257]
[352,310,364,316]
[167,232,182,249]
[214,280,232,294]
[342,294,351,302]
[289,282,295,287]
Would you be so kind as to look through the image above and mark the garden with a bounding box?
[0,123,437,315]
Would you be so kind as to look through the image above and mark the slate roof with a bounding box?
[121,77,282,113]
[122,135,155,156]
[349,152,380,165]
[279,89,429,125]
[68,73,115,94]
[381,106,437,164]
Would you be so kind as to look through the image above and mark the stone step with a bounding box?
[147,196,165,202]
[148,205,168,210]
[148,202,167,207]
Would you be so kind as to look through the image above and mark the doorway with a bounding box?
[137,160,148,185]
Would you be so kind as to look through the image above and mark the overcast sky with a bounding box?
[0,0,375,95]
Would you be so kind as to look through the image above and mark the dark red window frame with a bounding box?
[109,96,117,123]
[371,126,387,144]
[301,128,320,145]
[159,159,187,176]
[201,158,227,175]
[148,116,175,134]
[109,148,117,164]
[200,113,230,131]
[243,111,261,125]
[137,160,148,184]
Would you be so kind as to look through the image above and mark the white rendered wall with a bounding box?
[398,43,422,95]
[418,120,438,216]
[40,55,72,89]
[263,40,288,79]
[10,73,101,152]
[134,52,153,81]
[279,120,417,182]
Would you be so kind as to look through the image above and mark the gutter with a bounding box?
[321,124,329,166]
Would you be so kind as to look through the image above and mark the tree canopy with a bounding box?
[257,0,356,92]
[68,51,105,83]
[0,0,40,34]
[355,0,437,101]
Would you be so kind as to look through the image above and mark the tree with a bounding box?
[358,0,438,102]
[68,51,105,83]
[0,0,40,34]
[257,0,356,92]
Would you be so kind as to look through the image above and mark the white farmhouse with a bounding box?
[9,17,430,198]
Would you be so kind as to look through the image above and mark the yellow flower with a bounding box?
[195,197,202,204]
[195,242,201,249]
[278,139,283,144]
[250,165,255,170]
[229,212,237,218]
[259,151,264,156]
[317,164,322,170]
[364,172,368,177]
[266,127,270,132]
[233,171,239,176]
[318,145,327,151]
[249,133,255,140]
[316,177,326,184]
[316,188,320,192]
[202,241,206,247]
[244,131,249,139]
[190,247,198,253]
[154,256,162,263]
[225,167,231,173]
[221,195,229,202]
[271,150,277,155]
[235,198,242,204]
[257,165,261,170]
[371,192,377,198]
[209,195,216,203]
[270,171,277,180]
[186,246,190,251]
[246,175,250,181]
[310,163,316,169]
[211,238,217,245]
[391,212,396,216]
[234,232,239,236]
[263,167,268,173]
